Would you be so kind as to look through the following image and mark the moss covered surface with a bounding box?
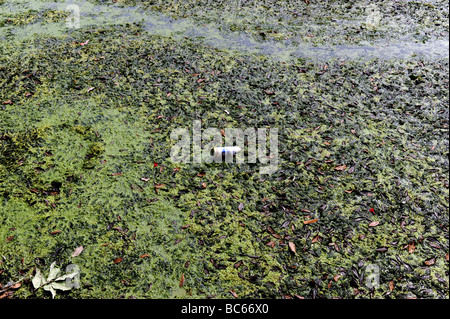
[0,1,448,299]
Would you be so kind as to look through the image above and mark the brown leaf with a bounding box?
[389,280,394,291]
[179,273,185,287]
[111,172,123,176]
[229,289,238,298]
[303,218,319,225]
[333,274,341,282]
[154,184,165,189]
[113,257,123,264]
[265,240,276,248]
[368,221,379,227]
[2,100,12,105]
[446,253,449,262]
[10,281,22,289]
[71,246,84,257]
[334,165,347,171]
[140,254,150,258]
[408,242,416,254]
[141,177,150,182]
[201,183,207,189]
[424,258,435,266]
[50,230,61,235]
[264,90,275,95]
[311,235,320,243]
[238,202,244,211]
[6,236,14,242]
[288,241,296,254]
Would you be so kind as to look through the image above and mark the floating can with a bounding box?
[214,146,241,162]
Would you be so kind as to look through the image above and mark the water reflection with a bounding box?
[0,0,448,61]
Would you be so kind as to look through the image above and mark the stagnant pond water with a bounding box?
[1,0,448,61]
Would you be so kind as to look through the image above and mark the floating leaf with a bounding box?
[265,240,276,248]
[424,258,435,266]
[334,165,347,171]
[288,241,296,254]
[47,262,61,282]
[71,246,84,257]
[179,273,185,287]
[408,242,415,254]
[32,268,45,289]
[389,281,394,291]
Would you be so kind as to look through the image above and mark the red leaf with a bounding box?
[369,208,375,214]
[179,273,185,287]
[154,163,158,167]
[303,218,319,225]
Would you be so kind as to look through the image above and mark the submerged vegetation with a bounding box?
[0,0,448,299]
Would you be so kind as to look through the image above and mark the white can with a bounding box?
[214,146,241,162]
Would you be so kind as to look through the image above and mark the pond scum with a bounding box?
[0,0,448,299]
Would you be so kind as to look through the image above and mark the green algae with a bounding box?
[0,1,448,299]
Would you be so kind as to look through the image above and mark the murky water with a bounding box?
[0,0,448,61]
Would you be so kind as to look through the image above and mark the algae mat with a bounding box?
[0,0,448,299]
